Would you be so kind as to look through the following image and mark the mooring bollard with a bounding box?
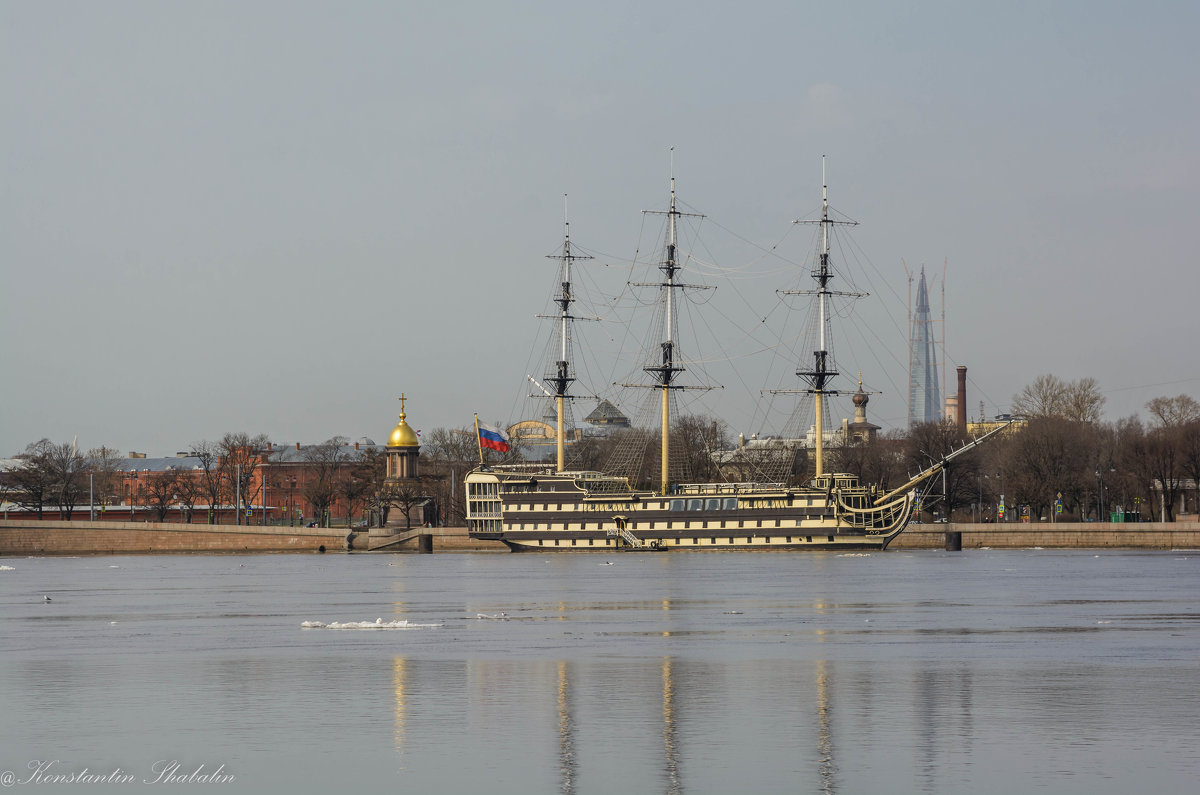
[944,531,962,551]
[418,534,433,554]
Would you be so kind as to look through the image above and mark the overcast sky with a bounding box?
[3,0,1197,457]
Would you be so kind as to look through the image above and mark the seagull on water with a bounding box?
[43,595,52,602]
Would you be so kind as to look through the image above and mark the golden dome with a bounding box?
[387,394,420,448]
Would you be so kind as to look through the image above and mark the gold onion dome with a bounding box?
[388,395,419,447]
[852,373,869,407]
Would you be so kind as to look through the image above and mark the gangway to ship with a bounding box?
[606,521,647,549]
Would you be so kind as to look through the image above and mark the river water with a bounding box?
[1,549,1198,794]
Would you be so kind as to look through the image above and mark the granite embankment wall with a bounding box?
[0,519,352,555]
[0,520,508,555]
[364,526,506,552]
[889,521,1200,550]
[4,520,1197,555]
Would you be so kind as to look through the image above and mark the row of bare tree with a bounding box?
[832,384,1200,522]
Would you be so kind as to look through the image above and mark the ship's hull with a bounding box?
[466,469,914,553]
[495,532,899,552]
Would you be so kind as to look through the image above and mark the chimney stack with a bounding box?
[956,366,968,434]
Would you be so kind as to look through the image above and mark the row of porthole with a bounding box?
[532,535,841,546]
[514,517,831,531]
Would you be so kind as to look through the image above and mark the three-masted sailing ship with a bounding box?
[466,162,1005,551]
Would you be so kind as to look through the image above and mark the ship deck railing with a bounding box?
[489,465,631,487]
[674,482,788,495]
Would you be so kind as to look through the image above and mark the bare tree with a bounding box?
[190,441,226,524]
[564,433,609,472]
[715,436,806,485]
[174,469,202,524]
[1113,417,1152,520]
[337,454,375,528]
[674,414,730,483]
[906,421,981,519]
[302,437,349,527]
[7,439,56,519]
[384,478,428,530]
[828,430,906,493]
[44,441,88,519]
[1012,375,1067,419]
[1180,419,1200,517]
[220,432,271,520]
[422,427,479,465]
[142,470,179,522]
[1001,417,1099,520]
[86,446,125,511]
[1146,395,1200,428]
[351,448,390,526]
[1143,425,1184,522]
[1139,395,1199,520]
[1012,375,1105,423]
[1062,378,1106,424]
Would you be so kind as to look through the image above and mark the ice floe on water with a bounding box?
[475,612,508,620]
[837,553,871,557]
[301,618,444,630]
[0,565,15,571]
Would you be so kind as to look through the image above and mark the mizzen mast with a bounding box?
[790,157,862,477]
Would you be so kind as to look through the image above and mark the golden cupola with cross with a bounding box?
[386,394,420,479]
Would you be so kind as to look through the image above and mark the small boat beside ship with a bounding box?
[466,161,1006,551]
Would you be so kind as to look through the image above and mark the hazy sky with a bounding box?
[3,0,1198,457]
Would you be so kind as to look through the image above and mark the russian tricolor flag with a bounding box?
[478,422,511,453]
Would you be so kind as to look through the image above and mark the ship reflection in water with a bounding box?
[382,646,1200,794]
[386,650,856,793]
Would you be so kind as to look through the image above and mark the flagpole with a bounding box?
[474,413,484,466]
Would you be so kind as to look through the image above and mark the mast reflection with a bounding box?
[662,656,683,795]
[393,656,408,760]
[816,658,837,794]
[557,661,577,795]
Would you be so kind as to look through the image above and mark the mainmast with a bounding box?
[791,157,862,477]
[628,150,712,494]
[540,196,592,473]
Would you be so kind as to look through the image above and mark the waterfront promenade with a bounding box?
[2,519,1197,555]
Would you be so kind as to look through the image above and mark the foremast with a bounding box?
[537,197,593,473]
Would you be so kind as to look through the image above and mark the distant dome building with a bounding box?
[846,378,881,443]
[584,399,630,429]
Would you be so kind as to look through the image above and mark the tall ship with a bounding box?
[466,162,1005,551]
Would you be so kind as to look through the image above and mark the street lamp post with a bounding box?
[288,476,297,527]
[976,475,983,523]
[996,472,1005,523]
[129,471,138,520]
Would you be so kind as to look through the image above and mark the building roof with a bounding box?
[584,400,630,426]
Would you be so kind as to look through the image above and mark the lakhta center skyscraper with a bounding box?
[908,267,941,426]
